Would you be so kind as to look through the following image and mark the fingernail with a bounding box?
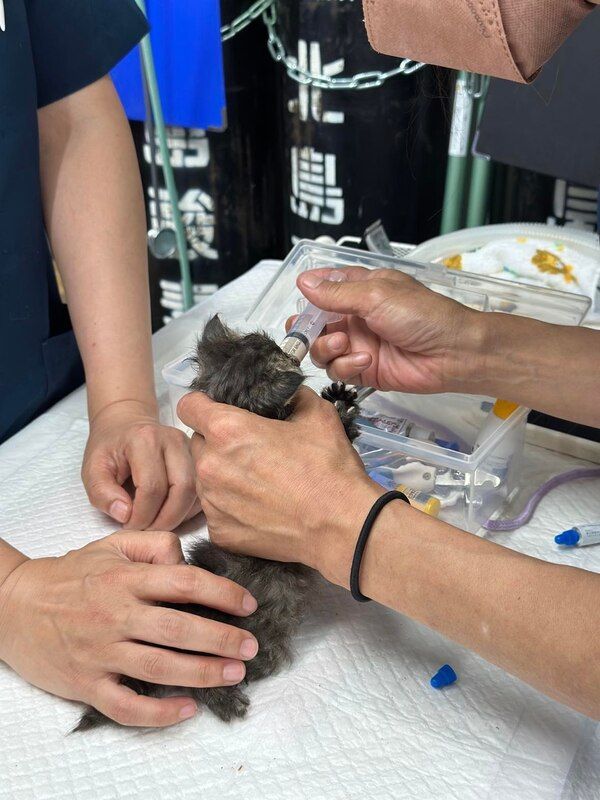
[223,663,245,682]
[350,353,371,367]
[330,334,346,352]
[179,703,197,720]
[242,592,258,613]
[300,273,323,289]
[240,638,258,659]
[109,500,130,523]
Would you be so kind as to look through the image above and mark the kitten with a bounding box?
[75,315,360,730]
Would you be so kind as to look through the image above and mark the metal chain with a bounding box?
[262,2,424,89]
[222,0,425,88]
[220,0,273,41]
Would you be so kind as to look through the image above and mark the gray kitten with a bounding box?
[75,315,360,731]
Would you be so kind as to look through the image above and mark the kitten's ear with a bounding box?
[273,369,305,406]
[201,314,237,345]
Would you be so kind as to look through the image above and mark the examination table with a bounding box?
[1,260,599,800]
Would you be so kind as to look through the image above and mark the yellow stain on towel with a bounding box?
[516,236,528,243]
[531,249,578,285]
[443,254,463,270]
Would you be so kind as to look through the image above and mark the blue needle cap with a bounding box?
[430,664,457,689]
[554,529,580,547]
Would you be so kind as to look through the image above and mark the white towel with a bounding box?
[441,236,600,320]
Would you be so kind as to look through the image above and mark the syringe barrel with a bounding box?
[280,270,345,362]
[281,307,337,361]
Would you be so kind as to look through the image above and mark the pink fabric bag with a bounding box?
[363,0,595,82]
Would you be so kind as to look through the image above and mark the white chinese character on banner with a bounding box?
[143,127,210,169]
[180,188,218,260]
[288,40,345,125]
[147,186,218,260]
[147,186,172,233]
[290,146,344,225]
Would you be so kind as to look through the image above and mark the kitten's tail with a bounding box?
[71,706,109,733]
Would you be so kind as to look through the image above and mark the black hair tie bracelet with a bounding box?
[350,490,410,602]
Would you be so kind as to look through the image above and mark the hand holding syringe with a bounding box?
[280,271,346,363]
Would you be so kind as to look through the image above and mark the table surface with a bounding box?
[0,261,599,800]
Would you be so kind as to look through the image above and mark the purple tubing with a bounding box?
[482,467,600,532]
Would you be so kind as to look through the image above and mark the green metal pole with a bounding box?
[135,0,194,311]
[465,77,492,228]
[440,72,473,234]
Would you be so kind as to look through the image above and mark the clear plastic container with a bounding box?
[246,239,591,333]
[163,241,589,529]
[161,354,197,433]
[356,391,528,532]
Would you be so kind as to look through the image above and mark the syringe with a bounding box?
[280,271,346,363]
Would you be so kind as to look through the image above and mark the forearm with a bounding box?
[38,76,156,420]
[320,486,600,718]
[461,312,600,426]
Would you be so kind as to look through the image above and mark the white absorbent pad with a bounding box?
[1,262,599,800]
[441,236,600,321]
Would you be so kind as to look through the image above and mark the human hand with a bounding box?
[0,531,259,728]
[178,388,382,580]
[293,267,484,393]
[82,399,200,530]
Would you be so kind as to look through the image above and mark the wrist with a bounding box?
[0,550,30,661]
[443,309,491,393]
[469,312,546,400]
[313,479,384,588]
[89,397,159,426]
[0,544,29,591]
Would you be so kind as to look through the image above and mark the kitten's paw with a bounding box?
[321,381,360,441]
[196,686,251,722]
[321,380,357,404]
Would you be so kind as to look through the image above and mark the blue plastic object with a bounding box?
[434,438,460,451]
[368,469,396,491]
[554,528,581,547]
[111,0,226,129]
[430,664,457,689]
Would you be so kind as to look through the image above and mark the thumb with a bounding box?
[297,269,378,320]
[83,457,132,525]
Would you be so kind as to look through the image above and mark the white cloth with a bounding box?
[0,261,599,800]
[441,237,600,321]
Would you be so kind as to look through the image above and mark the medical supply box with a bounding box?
[163,240,590,533]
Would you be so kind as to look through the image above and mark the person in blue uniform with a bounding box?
[0,1,259,728]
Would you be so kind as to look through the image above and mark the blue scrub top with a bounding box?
[0,0,148,445]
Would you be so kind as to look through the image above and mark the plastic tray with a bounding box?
[246,240,590,335]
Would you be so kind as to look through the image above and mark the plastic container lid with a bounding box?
[246,240,590,335]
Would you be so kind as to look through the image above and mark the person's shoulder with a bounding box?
[27,0,148,109]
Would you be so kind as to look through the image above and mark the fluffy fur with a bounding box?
[75,315,360,731]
